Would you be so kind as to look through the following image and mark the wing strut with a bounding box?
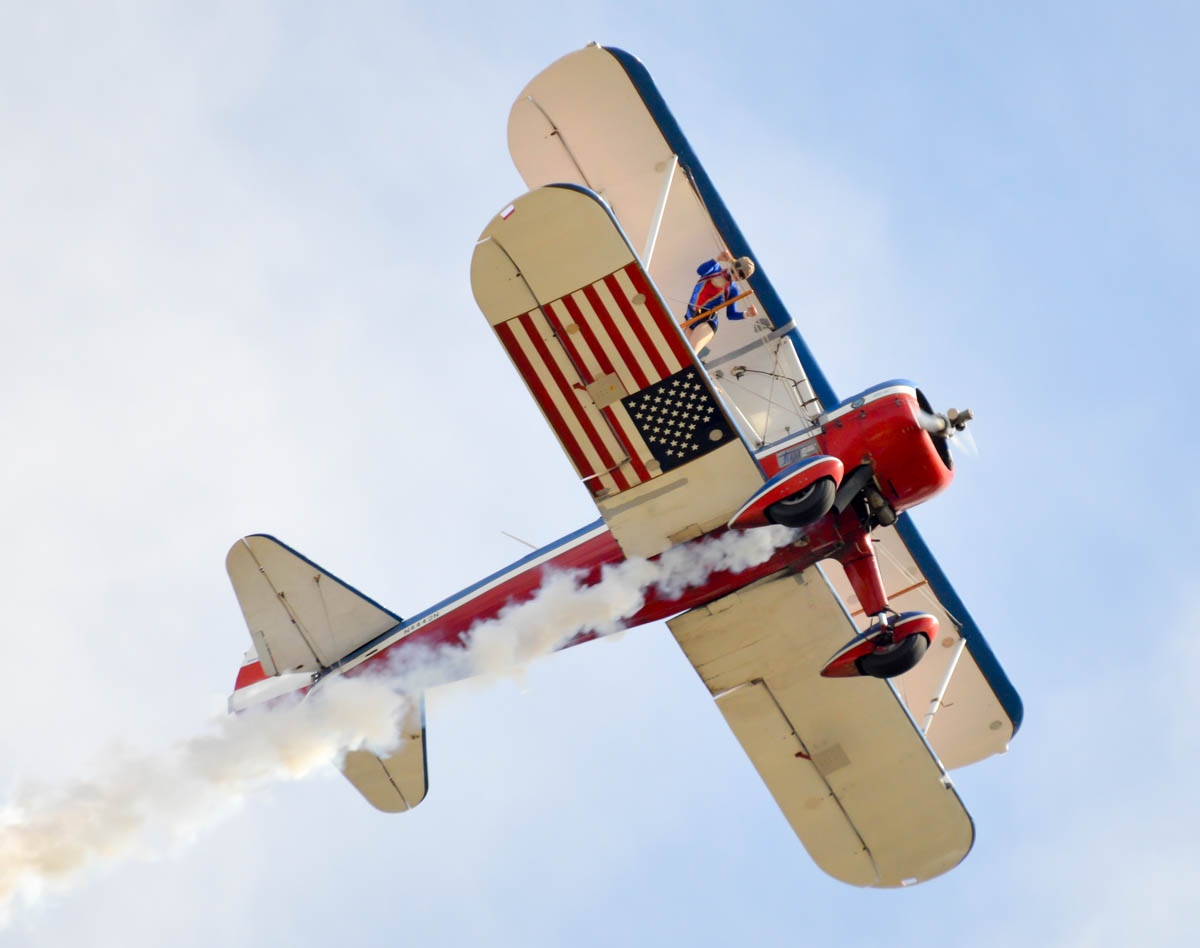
[920,636,967,734]
[641,154,677,267]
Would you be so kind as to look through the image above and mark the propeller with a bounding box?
[918,406,978,460]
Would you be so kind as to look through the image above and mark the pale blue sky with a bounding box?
[2,2,1197,945]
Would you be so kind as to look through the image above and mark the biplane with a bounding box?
[225,45,1021,888]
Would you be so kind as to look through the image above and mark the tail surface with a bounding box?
[226,535,428,812]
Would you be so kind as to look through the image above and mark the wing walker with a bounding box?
[224,46,1021,888]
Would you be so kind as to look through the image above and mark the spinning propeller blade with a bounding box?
[918,406,977,460]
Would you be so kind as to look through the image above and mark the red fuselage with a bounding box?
[234,382,952,692]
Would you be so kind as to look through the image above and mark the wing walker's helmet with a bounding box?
[729,256,755,282]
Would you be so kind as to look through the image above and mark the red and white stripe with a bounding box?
[495,262,693,498]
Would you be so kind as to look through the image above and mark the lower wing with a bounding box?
[668,566,974,887]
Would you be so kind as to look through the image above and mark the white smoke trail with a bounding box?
[0,525,796,918]
[0,674,410,918]
[382,524,795,688]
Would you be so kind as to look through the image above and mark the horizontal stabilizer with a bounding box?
[226,535,402,676]
[340,696,428,812]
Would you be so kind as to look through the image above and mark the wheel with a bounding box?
[765,476,837,528]
[855,632,929,679]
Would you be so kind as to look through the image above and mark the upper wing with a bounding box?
[668,567,973,887]
[508,44,834,447]
[470,184,764,559]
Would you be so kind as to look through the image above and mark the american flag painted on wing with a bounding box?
[494,262,703,498]
[620,367,735,474]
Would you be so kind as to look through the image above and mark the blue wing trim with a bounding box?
[893,514,1024,734]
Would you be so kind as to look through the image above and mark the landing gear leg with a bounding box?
[820,532,938,679]
[839,533,889,619]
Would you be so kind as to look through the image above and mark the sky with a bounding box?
[2,1,1198,944]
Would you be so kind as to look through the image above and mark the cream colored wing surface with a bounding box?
[471,185,763,559]
[340,697,428,813]
[667,568,974,888]
[508,45,826,446]
[226,535,402,676]
[822,524,1015,769]
[509,46,715,305]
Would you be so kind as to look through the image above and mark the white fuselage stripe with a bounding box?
[330,522,612,676]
